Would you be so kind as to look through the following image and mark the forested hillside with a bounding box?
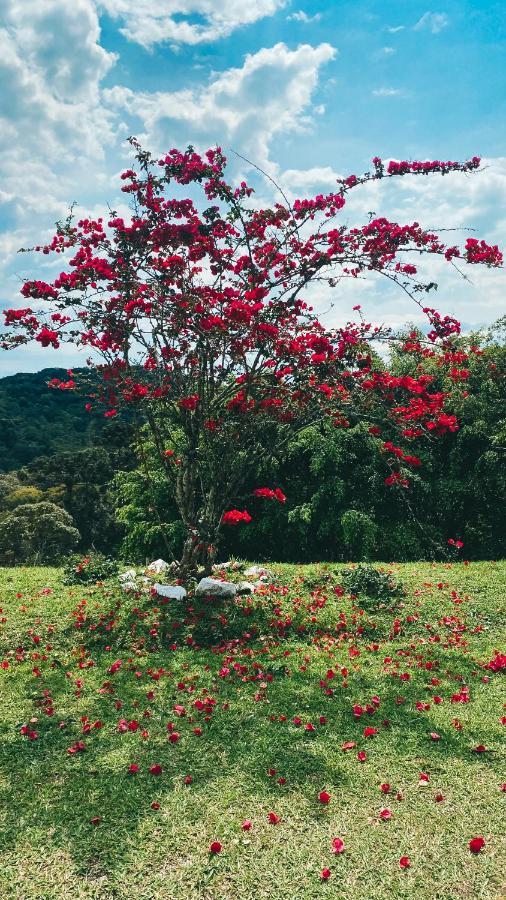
[0,368,104,471]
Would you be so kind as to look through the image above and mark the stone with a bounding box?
[212,560,243,572]
[154,583,187,601]
[236,581,256,595]
[244,565,274,580]
[121,580,138,592]
[195,577,238,599]
[119,569,137,583]
[146,558,170,575]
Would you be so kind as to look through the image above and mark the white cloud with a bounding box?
[372,87,403,97]
[414,12,449,33]
[97,0,286,48]
[387,25,405,33]
[281,166,339,189]
[105,42,337,173]
[287,10,322,23]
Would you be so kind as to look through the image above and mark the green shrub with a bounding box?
[342,564,402,610]
[63,552,119,585]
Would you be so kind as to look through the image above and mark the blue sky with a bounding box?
[1,0,505,375]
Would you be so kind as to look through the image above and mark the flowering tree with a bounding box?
[2,141,502,579]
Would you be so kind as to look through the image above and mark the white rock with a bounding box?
[119,569,137,583]
[236,581,256,595]
[244,565,274,580]
[154,583,187,601]
[212,560,243,572]
[121,580,138,592]
[146,558,170,575]
[195,577,237,599]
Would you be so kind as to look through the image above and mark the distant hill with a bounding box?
[0,368,106,471]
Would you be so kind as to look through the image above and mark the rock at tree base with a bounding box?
[237,581,256,595]
[146,559,171,575]
[195,578,238,599]
[119,569,137,583]
[154,583,187,600]
[244,565,274,581]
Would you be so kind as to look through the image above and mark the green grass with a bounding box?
[0,561,504,899]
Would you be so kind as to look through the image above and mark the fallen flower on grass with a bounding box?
[321,868,331,880]
[332,837,345,854]
[241,820,252,831]
[469,837,485,853]
[379,808,392,820]
[318,791,331,804]
[399,856,411,869]
[268,812,281,824]
[209,841,222,854]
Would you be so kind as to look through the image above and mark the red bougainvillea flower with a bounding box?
[342,741,356,751]
[434,793,445,802]
[379,808,392,820]
[268,812,281,824]
[241,820,252,831]
[418,772,430,784]
[363,726,378,737]
[473,744,487,753]
[151,802,160,810]
[184,775,192,785]
[430,732,441,741]
[90,816,101,826]
[469,837,485,853]
[222,509,252,525]
[209,841,222,854]
[318,791,331,805]
[332,837,345,854]
[380,783,391,794]
[321,868,331,881]
[128,763,139,774]
[399,856,411,869]
[149,764,163,776]
[253,487,287,503]
[357,750,367,762]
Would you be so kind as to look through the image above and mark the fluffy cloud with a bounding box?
[105,42,336,172]
[97,0,286,48]
[372,87,403,97]
[414,12,449,34]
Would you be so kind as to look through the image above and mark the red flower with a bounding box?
[332,837,345,854]
[469,837,485,853]
[379,808,392,820]
[151,802,160,810]
[380,783,391,793]
[268,812,281,824]
[342,741,356,751]
[318,791,331,805]
[128,763,139,774]
[209,841,222,854]
[222,509,252,525]
[241,820,252,831]
[90,816,101,826]
[321,868,331,880]
[363,726,378,737]
[357,750,367,762]
[150,764,163,776]
[399,856,411,869]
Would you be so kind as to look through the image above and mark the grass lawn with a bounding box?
[0,560,504,899]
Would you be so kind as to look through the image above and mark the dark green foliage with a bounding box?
[62,552,119,585]
[0,368,105,471]
[342,563,403,610]
[0,501,80,564]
